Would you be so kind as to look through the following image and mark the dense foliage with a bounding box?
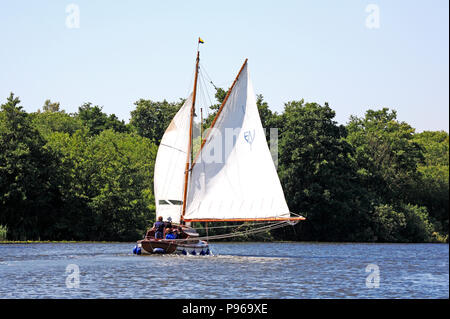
[1,94,155,241]
[0,91,448,242]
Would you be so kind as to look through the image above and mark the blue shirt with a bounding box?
[165,233,176,239]
[154,221,164,232]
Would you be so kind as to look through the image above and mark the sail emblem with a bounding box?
[244,130,255,145]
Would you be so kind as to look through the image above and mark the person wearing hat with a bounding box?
[165,216,173,229]
[164,217,173,238]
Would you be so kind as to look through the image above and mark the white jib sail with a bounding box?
[154,93,193,224]
[184,64,291,221]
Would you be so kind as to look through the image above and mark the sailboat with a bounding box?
[134,40,305,255]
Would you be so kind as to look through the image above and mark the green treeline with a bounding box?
[0,92,448,242]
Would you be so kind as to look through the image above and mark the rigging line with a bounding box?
[199,68,215,113]
[193,67,210,155]
[173,221,289,242]
[159,143,187,154]
[196,75,207,133]
[194,81,204,149]
[199,63,230,91]
[199,62,218,91]
[290,211,304,217]
[195,224,277,237]
[201,67,213,108]
[185,78,211,164]
[194,221,289,241]
[198,63,217,119]
[199,72,209,125]
[195,71,207,129]
[287,212,304,226]
[197,70,208,113]
[196,69,206,110]
[200,67,213,115]
[170,222,286,242]
[200,74,215,134]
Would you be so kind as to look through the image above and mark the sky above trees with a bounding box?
[0,0,448,132]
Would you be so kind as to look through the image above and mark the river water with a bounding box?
[0,242,448,299]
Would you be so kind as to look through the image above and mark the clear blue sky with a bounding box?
[0,0,448,132]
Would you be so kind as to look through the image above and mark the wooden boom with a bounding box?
[183,216,306,222]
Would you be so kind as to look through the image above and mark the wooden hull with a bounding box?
[135,238,209,255]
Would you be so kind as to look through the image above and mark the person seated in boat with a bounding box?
[163,217,173,238]
[163,226,170,238]
[164,217,173,229]
[175,226,186,239]
[172,228,179,239]
[152,216,165,239]
[165,228,176,240]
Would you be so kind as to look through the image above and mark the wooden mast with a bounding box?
[191,58,248,169]
[180,50,200,225]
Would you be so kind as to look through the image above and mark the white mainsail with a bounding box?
[183,63,291,221]
[154,93,193,224]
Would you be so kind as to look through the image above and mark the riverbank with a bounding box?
[0,240,123,244]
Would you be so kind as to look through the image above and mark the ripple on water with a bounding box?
[0,242,448,299]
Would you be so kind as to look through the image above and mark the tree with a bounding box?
[346,108,424,204]
[42,99,61,113]
[86,130,157,241]
[203,89,225,129]
[276,100,372,241]
[129,99,182,144]
[0,93,63,240]
[256,94,273,130]
[412,131,449,234]
[400,204,433,243]
[371,203,433,242]
[372,204,407,242]
[44,129,96,240]
[31,110,83,138]
[76,103,128,136]
[45,129,157,241]
[1,88,446,243]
